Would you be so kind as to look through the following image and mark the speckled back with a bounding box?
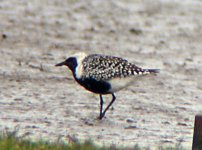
[81,54,147,81]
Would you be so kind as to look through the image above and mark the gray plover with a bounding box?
[56,52,159,119]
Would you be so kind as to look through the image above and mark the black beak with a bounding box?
[55,61,66,67]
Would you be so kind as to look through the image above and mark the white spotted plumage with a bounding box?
[70,53,159,92]
[56,52,159,119]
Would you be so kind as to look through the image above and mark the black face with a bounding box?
[55,57,78,72]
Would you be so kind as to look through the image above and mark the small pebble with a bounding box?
[124,125,137,129]
[2,33,7,39]
[126,118,135,123]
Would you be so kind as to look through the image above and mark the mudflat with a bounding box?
[0,0,202,148]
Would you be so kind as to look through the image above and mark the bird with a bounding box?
[55,52,159,120]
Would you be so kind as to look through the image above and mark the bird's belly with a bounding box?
[76,78,111,94]
[108,77,135,93]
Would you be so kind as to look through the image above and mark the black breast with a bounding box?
[76,78,111,94]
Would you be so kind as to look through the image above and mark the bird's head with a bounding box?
[55,52,87,73]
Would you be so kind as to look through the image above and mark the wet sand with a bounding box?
[0,0,202,148]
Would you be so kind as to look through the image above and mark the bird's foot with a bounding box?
[98,113,105,120]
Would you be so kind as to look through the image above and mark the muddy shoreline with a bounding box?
[0,0,202,148]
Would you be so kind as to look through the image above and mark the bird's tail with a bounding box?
[146,69,160,74]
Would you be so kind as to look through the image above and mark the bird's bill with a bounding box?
[55,61,66,66]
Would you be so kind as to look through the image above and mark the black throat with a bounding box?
[64,57,111,94]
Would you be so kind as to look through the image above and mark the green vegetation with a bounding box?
[0,128,188,150]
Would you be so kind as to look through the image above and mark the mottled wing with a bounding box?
[82,54,151,81]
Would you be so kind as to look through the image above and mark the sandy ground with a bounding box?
[0,0,202,148]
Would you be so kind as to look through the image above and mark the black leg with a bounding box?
[99,93,116,120]
[99,94,104,119]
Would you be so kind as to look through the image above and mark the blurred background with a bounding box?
[0,0,202,148]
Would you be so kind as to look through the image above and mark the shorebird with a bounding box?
[56,52,159,120]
